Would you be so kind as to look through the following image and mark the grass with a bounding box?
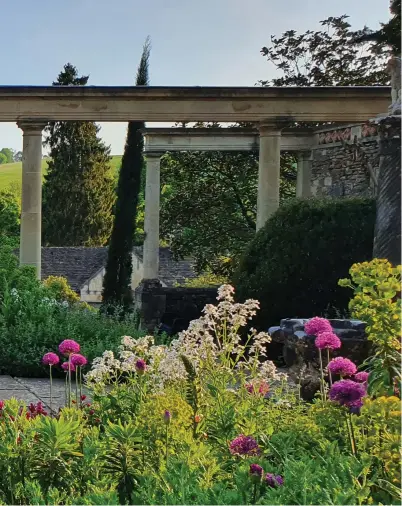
[0,155,122,191]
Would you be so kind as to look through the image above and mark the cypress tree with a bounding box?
[43,63,115,246]
[102,38,151,310]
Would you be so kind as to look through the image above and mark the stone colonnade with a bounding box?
[142,123,313,282]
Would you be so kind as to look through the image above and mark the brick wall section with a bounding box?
[311,123,379,198]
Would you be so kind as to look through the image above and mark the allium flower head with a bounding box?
[71,354,87,367]
[305,317,332,336]
[135,358,147,374]
[349,399,364,415]
[249,464,263,483]
[229,434,261,456]
[265,473,284,487]
[42,352,59,366]
[329,379,366,407]
[163,410,171,425]
[59,339,80,356]
[328,357,357,377]
[62,361,76,372]
[354,371,369,384]
[315,331,341,350]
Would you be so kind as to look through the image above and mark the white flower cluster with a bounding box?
[86,284,280,388]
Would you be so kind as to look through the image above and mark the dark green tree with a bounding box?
[0,148,14,164]
[102,38,151,310]
[42,63,115,246]
[160,150,296,276]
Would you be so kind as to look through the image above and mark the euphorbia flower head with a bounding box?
[328,357,357,377]
[71,354,88,367]
[42,352,59,366]
[59,339,80,356]
[305,317,332,336]
[315,331,341,350]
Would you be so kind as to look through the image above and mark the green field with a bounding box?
[0,155,122,191]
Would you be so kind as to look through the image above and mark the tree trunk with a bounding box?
[373,117,401,266]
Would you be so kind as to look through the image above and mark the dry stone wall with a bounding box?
[311,123,379,198]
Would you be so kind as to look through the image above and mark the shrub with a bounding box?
[233,197,376,328]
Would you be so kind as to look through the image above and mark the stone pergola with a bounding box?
[141,127,315,278]
[0,85,390,279]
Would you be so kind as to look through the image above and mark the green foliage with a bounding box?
[0,148,15,164]
[178,271,228,288]
[339,259,401,395]
[160,149,296,276]
[0,189,19,240]
[102,38,150,311]
[234,197,376,327]
[42,63,115,247]
[42,275,81,304]
[259,15,389,87]
[0,246,143,376]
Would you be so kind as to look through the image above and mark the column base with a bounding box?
[134,279,166,332]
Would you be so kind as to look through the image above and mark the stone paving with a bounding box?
[0,375,70,413]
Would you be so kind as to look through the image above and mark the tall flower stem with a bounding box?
[252,483,258,504]
[326,348,333,386]
[345,412,356,456]
[318,349,326,401]
[79,367,83,408]
[75,369,79,407]
[348,412,358,457]
[68,355,72,408]
[165,424,169,467]
[49,365,53,416]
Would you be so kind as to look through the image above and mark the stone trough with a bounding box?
[268,318,371,369]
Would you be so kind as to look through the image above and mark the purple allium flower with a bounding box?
[61,361,76,372]
[59,339,80,356]
[163,410,171,425]
[305,317,332,336]
[329,379,366,407]
[42,352,59,366]
[71,354,87,367]
[229,434,261,456]
[354,371,369,384]
[249,464,263,483]
[349,399,364,415]
[135,358,147,375]
[265,473,284,487]
[315,331,341,350]
[328,357,357,377]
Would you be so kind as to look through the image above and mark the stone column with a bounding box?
[143,152,162,280]
[256,123,282,230]
[17,121,46,279]
[296,151,312,198]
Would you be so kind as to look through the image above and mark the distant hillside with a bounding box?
[0,155,122,191]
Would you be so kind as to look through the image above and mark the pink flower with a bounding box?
[135,358,147,374]
[42,352,60,366]
[265,473,284,487]
[329,379,366,407]
[315,331,341,350]
[245,381,270,396]
[328,357,357,377]
[59,339,80,356]
[163,410,171,425]
[354,371,369,384]
[305,317,332,336]
[229,435,261,456]
[71,354,88,367]
[249,464,263,483]
[61,362,76,372]
[0,401,4,410]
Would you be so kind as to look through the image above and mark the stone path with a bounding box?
[0,375,77,414]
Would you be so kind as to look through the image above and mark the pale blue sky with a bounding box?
[0,0,389,155]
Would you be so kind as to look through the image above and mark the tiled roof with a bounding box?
[14,246,196,291]
[133,246,196,287]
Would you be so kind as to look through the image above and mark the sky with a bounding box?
[0,0,390,155]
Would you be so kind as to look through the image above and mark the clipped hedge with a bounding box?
[233,197,376,328]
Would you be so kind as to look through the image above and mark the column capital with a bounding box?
[17,120,47,133]
[297,150,313,161]
[258,117,294,134]
[144,151,164,159]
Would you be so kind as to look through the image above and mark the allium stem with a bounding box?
[252,482,258,504]
[326,348,333,386]
[318,348,326,401]
[349,412,358,457]
[68,355,72,408]
[345,412,356,456]
[49,365,53,416]
[165,424,169,467]
[79,367,83,408]
[75,368,79,407]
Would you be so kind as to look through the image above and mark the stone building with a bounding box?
[15,246,196,305]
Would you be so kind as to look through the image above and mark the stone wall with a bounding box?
[311,123,379,197]
[159,287,218,334]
